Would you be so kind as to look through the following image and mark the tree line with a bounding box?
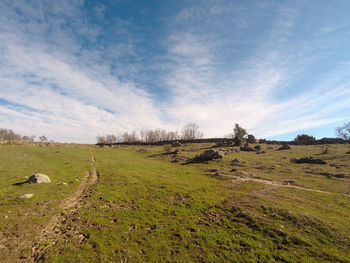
[96,123,204,144]
[0,128,49,142]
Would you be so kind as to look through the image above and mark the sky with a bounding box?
[1,0,350,143]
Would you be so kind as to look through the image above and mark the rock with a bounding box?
[19,193,34,199]
[187,149,223,164]
[240,143,255,151]
[282,180,295,185]
[278,144,291,150]
[291,157,327,165]
[203,149,223,159]
[254,145,262,151]
[28,174,51,183]
[171,141,181,147]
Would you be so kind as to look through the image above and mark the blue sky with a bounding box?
[1,0,350,143]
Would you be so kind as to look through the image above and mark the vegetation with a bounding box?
[233,123,248,146]
[96,123,203,144]
[1,142,349,262]
[294,134,316,142]
[0,128,36,142]
[336,122,350,140]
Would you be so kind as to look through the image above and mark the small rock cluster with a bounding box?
[171,141,181,147]
[189,149,224,163]
[291,157,327,165]
[278,144,291,150]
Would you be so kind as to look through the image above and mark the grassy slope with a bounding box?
[44,144,350,263]
[0,144,90,261]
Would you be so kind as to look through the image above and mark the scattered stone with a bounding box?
[203,149,224,159]
[172,149,180,156]
[291,157,327,165]
[282,180,295,185]
[215,140,233,147]
[56,182,67,186]
[171,141,181,147]
[319,172,347,178]
[240,143,255,152]
[19,193,34,199]
[254,145,262,151]
[28,174,51,183]
[186,149,223,164]
[278,144,291,150]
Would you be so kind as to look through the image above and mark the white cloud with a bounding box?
[0,1,349,143]
[160,2,350,138]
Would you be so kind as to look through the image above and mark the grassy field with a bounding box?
[1,143,350,262]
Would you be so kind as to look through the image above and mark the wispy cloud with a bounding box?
[160,1,350,138]
[0,0,349,142]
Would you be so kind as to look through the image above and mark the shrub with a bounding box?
[294,134,316,142]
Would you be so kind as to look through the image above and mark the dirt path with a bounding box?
[19,149,99,263]
[231,176,350,197]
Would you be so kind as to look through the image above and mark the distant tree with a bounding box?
[122,131,139,143]
[294,134,316,142]
[335,122,350,140]
[96,135,106,144]
[233,124,247,140]
[0,128,21,141]
[181,123,203,140]
[247,134,256,143]
[233,124,247,146]
[106,134,117,144]
[39,135,48,142]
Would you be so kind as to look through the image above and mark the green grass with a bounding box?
[1,143,350,262]
[0,144,91,261]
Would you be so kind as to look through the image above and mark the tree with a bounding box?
[0,128,21,141]
[294,134,316,142]
[233,123,247,140]
[181,123,203,140]
[335,122,350,140]
[247,134,256,143]
[39,135,48,142]
[233,123,247,146]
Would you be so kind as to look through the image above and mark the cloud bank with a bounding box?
[0,0,349,142]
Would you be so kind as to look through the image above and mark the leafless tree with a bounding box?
[181,123,203,140]
[335,122,350,140]
[39,135,48,142]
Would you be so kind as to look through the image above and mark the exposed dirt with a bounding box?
[14,149,99,263]
[230,175,350,197]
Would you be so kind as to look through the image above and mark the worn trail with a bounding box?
[20,149,99,263]
[231,176,350,197]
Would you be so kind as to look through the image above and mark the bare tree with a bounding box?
[335,122,350,140]
[39,135,48,142]
[181,123,203,140]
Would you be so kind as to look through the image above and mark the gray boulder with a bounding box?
[28,173,51,183]
[203,149,224,159]
[19,193,34,199]
[278,144,291,150]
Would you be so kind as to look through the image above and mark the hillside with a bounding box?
[0,143,349,262]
